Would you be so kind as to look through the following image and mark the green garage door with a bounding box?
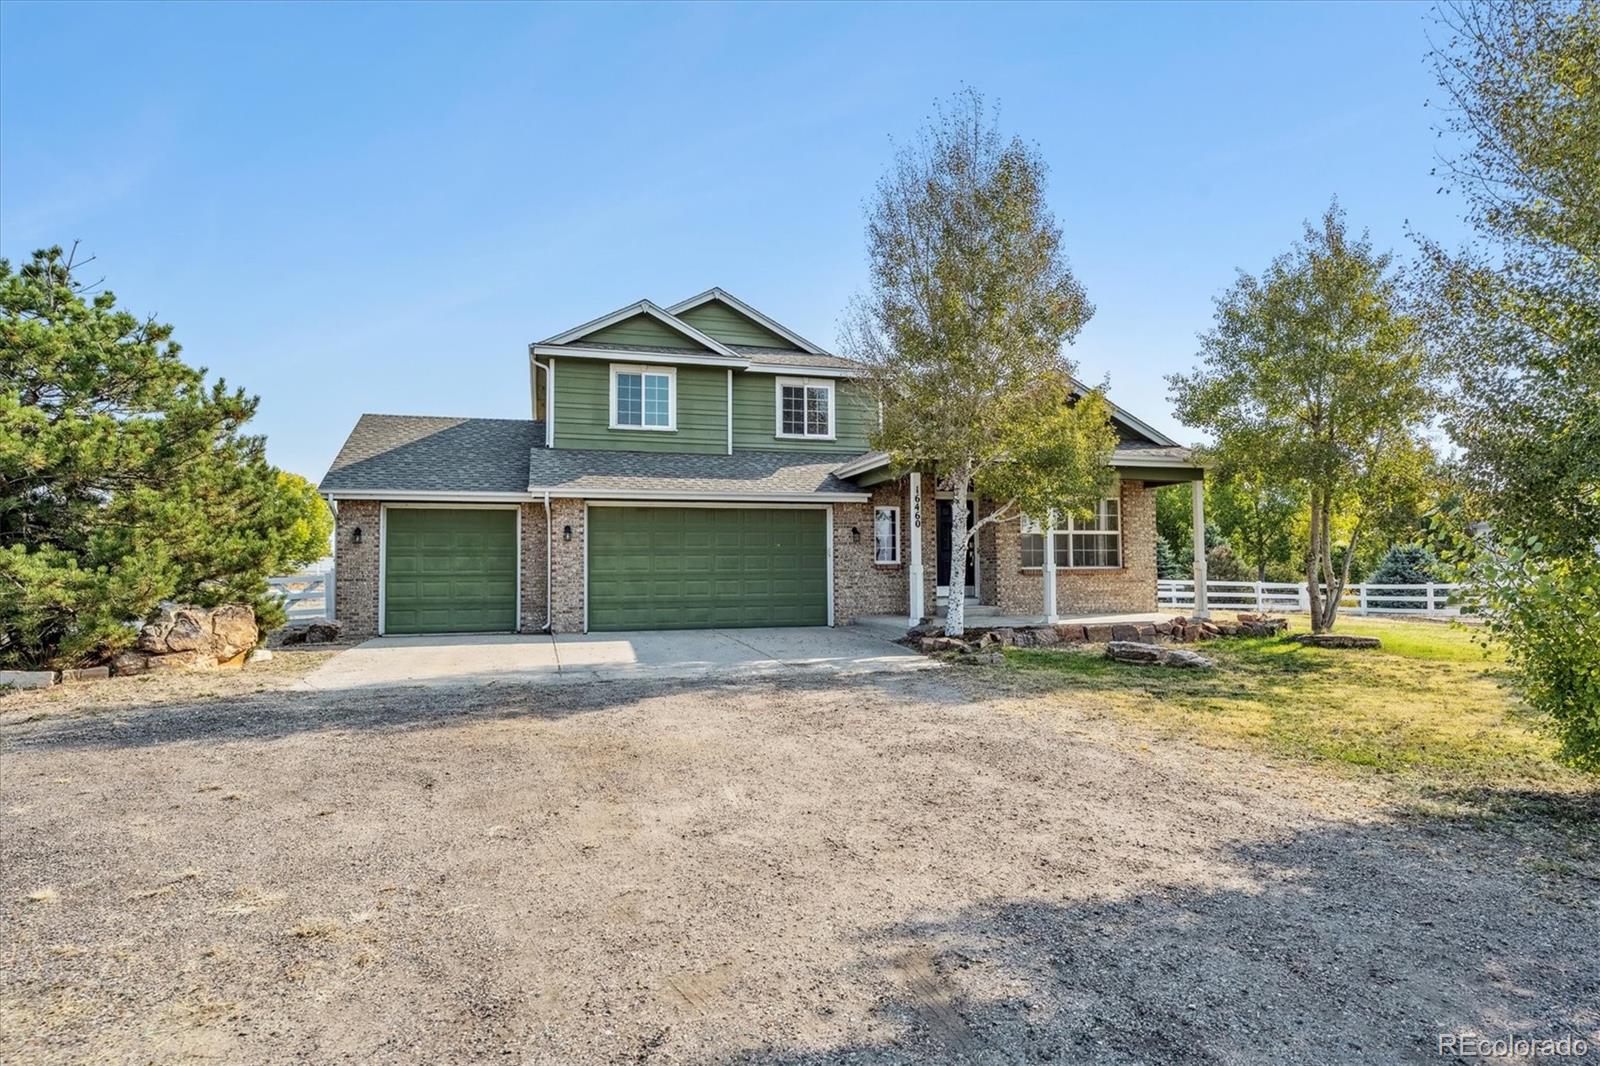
[384,508,517,634]
[588,507,827,631]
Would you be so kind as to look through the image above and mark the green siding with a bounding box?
[384,508,517,634]
[583,312,709,350]
[677,302,792,348]
[588,507,827,630]
[730,373,875,454]
[552,357,728,453]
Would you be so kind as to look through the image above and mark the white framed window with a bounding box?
[874,506,900,564]
[1019,498,1122,569]
[610,364,675,431]
[1020,513,1046,569]
[775,377,834,439]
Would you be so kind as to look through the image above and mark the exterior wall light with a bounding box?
[352,526,363,546]
[850,526,860,543]
[563,525,573,542]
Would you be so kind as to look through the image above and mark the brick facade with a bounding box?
[547,498,587,634]
[992,479,1158,616]
[519,502,549,633]
[832,480,913,624]
[330,476,1159,636]
[332,500,381,636]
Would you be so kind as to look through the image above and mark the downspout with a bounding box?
[544,491,553,632]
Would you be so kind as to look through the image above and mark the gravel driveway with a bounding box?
[3,667,1595,1064]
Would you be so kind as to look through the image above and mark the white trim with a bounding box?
[531,344,747,369]
[1111,455,1205,470]
[774,376,836,440]
[833,451,892,479]
[578,494,866,506]
[543,492,552,632]
[582,502,589,633]
[377,502,522,636]
[826,504,835,626]
[547,357,555,446]
[538,299,742,358]
[664,287,828,355]
[329,490,530,502]
[739,364,857,377]
[726,368,733,455]
[873,505,901,565]
[609,363,677,432]
[907,474,924,624]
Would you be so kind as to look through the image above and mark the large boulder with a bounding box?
[129,604,260,672]
[209,604,258,659]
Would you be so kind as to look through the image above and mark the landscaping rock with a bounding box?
[1110,624,1141,642]
[112,651,153,676]
[1293,633,1381,649]
[953,650,1003,666]
[61,666,111,683]
[0,669,57,690]
[147,649,218,672]
[1083,623,1116,643]
[1106,641,1165,664]
[210,604,259,659]
[1032,626,1061,647]
[1235,614,1290,638]
[989,627,1017,647]
[1053,623,1087,643]
[304,620,343,645]
[1163,648,1215,668]
[1107,641,1214,669]
[136,603,260,664]
[919,636,969,654]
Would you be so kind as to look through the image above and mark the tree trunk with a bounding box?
[943,466,972,637]
[1305,490,1324,633]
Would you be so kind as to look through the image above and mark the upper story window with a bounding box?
[776,377,834,439]
[610,364,675,431]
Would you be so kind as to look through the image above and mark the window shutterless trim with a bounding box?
[873,505,901,565]
[609,363,677,431]
[773,376,836,440]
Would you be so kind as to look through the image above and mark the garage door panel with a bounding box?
[588,507,827,632]
[383,508,517,634]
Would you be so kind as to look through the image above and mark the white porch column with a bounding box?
[1191,478,1209,619]
[907,473,925,625]
[1043,510,1058,623]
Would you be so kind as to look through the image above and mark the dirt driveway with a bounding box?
[3,666,1596,1064]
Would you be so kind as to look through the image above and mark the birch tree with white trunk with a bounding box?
[844,90,1117,637]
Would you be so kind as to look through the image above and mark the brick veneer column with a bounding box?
[547,498,587,633]
[333,500,381,636]
[519,501,549,632]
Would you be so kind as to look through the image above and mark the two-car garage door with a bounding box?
[587,506,828,631]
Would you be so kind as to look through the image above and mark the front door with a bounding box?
[935,499,977,598]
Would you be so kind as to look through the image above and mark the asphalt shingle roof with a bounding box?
[319,415,542,495]
[732,346,864,370]
[526,448,867,496]
[1112,444,1201,464]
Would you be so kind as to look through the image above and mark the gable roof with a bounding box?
[538,299,741,358]
[666,288,828,355]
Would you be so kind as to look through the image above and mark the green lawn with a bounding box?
[1001,615,1594,814]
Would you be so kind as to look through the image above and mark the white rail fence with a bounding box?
[1158,580,1468,618]
[268,569,335,622]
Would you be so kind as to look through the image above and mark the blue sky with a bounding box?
[1,1,1469,480]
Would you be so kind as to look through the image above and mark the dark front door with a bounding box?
[936,499,976,594]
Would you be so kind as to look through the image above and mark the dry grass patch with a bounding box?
[24,887,59,904]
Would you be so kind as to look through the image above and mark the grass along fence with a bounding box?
[1158,579,1468,618]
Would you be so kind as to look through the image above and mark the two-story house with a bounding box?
[318,289,1205,635]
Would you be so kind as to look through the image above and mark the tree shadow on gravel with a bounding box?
[0,669,963,755]
[729,821,1600,1066]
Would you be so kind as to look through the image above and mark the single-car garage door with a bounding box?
[384,507,517,634]
[587,506,827,631]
